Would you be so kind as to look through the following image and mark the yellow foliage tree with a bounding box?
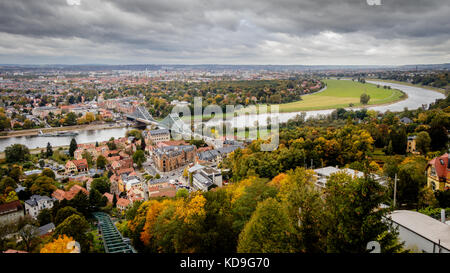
[140,200,167,246]
[175,192,206,224]
[40,235,76,253]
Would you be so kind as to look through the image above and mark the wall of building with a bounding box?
[392,222,450,253]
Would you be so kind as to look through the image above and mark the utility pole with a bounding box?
[298,207,302,227]
[393,173,397,208]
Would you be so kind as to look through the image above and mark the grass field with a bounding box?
[275,79,405,112]
[179,79,406,121]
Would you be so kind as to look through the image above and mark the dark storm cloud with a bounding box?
[0,0,448,64]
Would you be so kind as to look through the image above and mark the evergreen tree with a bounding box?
[46,142,53,158]
[69,138,77,157]
[112,194,117,208]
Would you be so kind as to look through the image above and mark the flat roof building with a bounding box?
[388,210,450,253]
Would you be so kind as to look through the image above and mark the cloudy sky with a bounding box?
[0,0,449,65]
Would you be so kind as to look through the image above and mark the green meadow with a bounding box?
[276,79,405,112]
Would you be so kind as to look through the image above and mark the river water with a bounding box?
[204,80,446,128]
[0,127,129,152]
[0,81,445,152]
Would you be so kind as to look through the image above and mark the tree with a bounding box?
[23,119,33,129]
[397,157,427,207]
[0,177,17,193]
[30,176,57,196]
[107,139,117,150]
[126,129,142,140]
[237,198,295,253]
[360,93,371,105]
[18,223,39,252]
[91,177,110,194]
[182,167,189,178]
[89,188,106,210]
[54,206,82,226]
[385,140,394,155]
[5,144,30,163]
[37,208,53,226]
[324,172,404,253]
[82,150,93,168]
[64,112,77,126]
[9,166,22,182]
[53,214,90,252]
[85,112,95,123]
[69,138,77,157]
[176,188,189,198]
[415,131,431,154]
[132,150,146,168]
[4,191,19,203]
[41,168,56,180]
[112,193,117,208]
[46,142,53,158]
[67,191,89,217]
[429,116,448,151]
[140,136,146,151]
[96,155,107,169]
[40,235,76,253]
[273,168,326,252]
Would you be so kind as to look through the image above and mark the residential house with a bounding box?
[313,166,387,189]
[407,136,418,154]
[24,195,55,219]
[118,174,142,193]
[148,185,177,198]
[117,198,130,211]
[400,117,413,124]
[32,106,61,119]
[426,153,449,191]
[52,185,89,201]
[65,159,88,175]
[0,200,24,224]
[37,222,55,237]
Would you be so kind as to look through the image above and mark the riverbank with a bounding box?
[367,79,447,95]
[0,144,70,160]
[0,122,127,139]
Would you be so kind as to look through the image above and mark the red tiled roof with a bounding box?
[149,187,177,198]
[429,153,449,179]
[103,193,114,203]
[0,200,23,215]
[52,185,88,201]
[3,249,28,253]
[117,198,130,207]
[116,167,134,176]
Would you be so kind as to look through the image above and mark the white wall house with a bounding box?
[24,195,55,219]
[313,166,387,189]
[388,210,450,253]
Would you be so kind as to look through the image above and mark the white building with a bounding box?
[24,195,55,219]
[189,164,222,191]
[387,210,450,253]
[122,175,143,192]
[313,166,387,189]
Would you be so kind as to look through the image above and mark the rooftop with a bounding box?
[388,210,450,250]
